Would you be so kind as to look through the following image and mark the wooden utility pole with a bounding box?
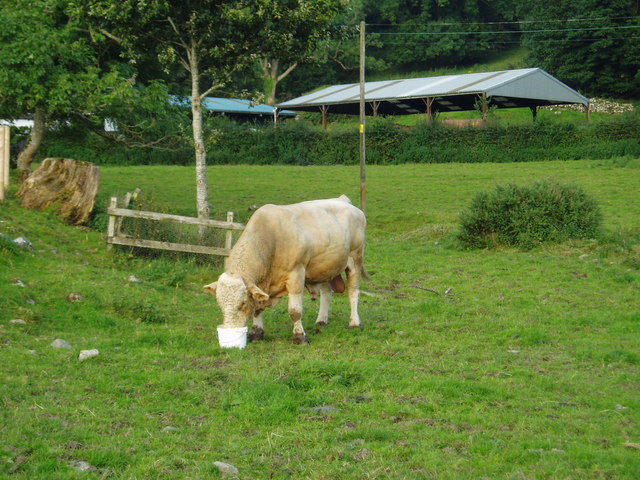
[0,126,9,201]
[359,21,366,214]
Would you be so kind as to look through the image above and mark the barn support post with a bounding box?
[481,93,488,121]
[530,106,538,122]
[586,102,590,122]
[0,126,9,201]
[370,101,380,117]
[423,97,435,122]
[320,105,329,130]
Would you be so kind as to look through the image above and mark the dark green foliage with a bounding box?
[521,0,640,98]
[39,110,640,166]
[458,180,603,249]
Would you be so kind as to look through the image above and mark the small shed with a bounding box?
[202,97,296,123]
[276,68,590,127]
[171,96,296,123]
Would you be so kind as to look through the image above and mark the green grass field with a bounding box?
[2,159,639,479]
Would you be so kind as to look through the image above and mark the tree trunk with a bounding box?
[17,106,46,183]
[188,43,210,237]
[261,59,298,105]
[16,158,100,225]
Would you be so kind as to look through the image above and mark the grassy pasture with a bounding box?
[1,159,639,479]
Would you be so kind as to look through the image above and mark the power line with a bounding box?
[370,25,640,36]
[378,35,640,46]
[366,16,640,27]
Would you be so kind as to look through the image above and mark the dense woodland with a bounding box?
[1,0,639,172]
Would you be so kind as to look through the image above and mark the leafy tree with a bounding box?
[0,0,176,181]
[0,0,98,180]
[256,0,343,105]
[74,0,333,223]
[521,0,640,98]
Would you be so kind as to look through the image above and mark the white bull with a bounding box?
[204,195,367,344]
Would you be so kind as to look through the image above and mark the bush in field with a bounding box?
[458,180,602,249]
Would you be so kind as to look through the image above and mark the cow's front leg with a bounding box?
[249,310,265,342]
[287,270,307,344]
[315,282,333,326]
[288,292,307,344]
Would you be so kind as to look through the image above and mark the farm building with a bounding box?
[276,68,590,127]
[173,96,296,123]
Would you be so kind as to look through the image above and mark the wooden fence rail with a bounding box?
[106,195,245,257]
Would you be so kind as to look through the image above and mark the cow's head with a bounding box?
[204,273,269,327]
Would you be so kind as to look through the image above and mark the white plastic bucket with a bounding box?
[217,326,248,349]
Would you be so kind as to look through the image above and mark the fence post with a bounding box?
[225,211,234,268]
[107,197,118,250]
[0,126,9,201]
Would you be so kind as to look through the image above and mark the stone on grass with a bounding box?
[70,460,97,472]
[10,319,27,325]
[127,275,140,283]
[13,237,35,251]
[51,339,73,349]
[12,279,26,287]
[213,461,239,476]
[67,293,84,303]
[78,349,99,362]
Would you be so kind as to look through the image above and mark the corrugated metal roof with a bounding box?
[202,97,295,116]
[171,96,295,116]
[276,68,589,115]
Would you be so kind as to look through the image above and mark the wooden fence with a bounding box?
[106,192,245,257]
[0,126,9,201]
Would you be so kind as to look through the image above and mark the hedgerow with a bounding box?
[38,109,640,166]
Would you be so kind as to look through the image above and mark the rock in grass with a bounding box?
[66,293,84,303]
[10,319,27,325]
[51,339,73,349]
[70,460,97,472]
[13,237,35,251]
[213,461,239,476]
[78,349,99,362]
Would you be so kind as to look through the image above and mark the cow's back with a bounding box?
[237,197,365,286]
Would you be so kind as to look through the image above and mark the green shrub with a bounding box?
[458,180,602,249]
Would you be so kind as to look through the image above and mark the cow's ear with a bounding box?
[203,282,217,295]
[249,285,269,302]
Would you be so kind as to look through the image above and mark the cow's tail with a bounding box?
[361,265,370,281]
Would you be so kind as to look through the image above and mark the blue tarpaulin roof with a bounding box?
[172,96,295,117]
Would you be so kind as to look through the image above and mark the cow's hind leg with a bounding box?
[346,257,362,328]
[315,282,333,326]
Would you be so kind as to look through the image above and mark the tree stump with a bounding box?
[17,158,100,225]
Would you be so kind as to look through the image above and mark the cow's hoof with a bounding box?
[292,333,309,345]
[315,319,329,326]
[248,327,264,342]
[348,322,361,329]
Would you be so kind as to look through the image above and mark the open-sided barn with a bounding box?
[276,68,589,127]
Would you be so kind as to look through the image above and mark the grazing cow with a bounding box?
[204,195,366,344]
